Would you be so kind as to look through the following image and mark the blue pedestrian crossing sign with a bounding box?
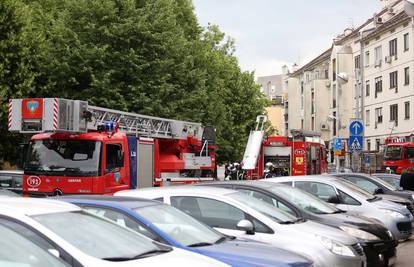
[349,135,363,151]
[349,120,364,136]
[333,138,342,151]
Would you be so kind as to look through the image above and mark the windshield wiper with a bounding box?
[367,196,381,202]
[332,210,346,214]
[103,248,171,261]
[214,236,227,244]
[188,242,214,247]
[280,218,304,224]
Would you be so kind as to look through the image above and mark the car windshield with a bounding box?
[336,179,376,200]
[134,204,224,247]
[228,192,299,223]
[269,185,340,214]
[32,211,170,261]
[25,140,101,176]
[0,223,70,267]
[384,145,403,160]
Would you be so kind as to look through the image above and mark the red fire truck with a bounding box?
[8,98,216,196]
[382,136,414,174]
[241,116,327,179]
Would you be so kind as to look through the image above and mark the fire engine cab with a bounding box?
[242,116,327,179]
[8,98,216,196]
[383,135,414,174]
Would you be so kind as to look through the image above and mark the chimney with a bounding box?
[292,63,299,72]
[282,65,289,75]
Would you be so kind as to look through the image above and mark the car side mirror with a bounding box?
[48,249,60,258]
[237,219,254,235]
[374,188,384,194]
[17,143,29,169]
[327,196,341,204]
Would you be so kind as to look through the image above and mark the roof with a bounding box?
[0,197,79,216]
[265,175,340,183]
[200,180,286,190]
[55,195,161,209]
[117,185,238,197]
[290,47,332,76]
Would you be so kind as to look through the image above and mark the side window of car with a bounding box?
[242,189,297,216]
[83,206,160,242]
[295,181,337,202]
[0,175,13,189]
[171,196,246,230]
[346,177,379,194]
[105,144,124,173]
[338,190,361,205]
[0,218,76,266]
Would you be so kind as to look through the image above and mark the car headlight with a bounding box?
[411,194,414,201]
[315,235,357,257]
[339,226,380,241]
[380,209,405,219]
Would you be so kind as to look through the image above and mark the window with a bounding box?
[390,104,398,126]
[311,89,315,115]
[338,190,361,205]
[83,206,160,241]
[375,76,382,98]
[376,139,381,151]
[367,139,371,151]
[365,80,370,97]
[365,51,370,67]
[389,38,397,57]
[105,144,124,173]
[375,107,383,128]
[345,176,380,194]
[354,55,361,70]
[311,117,315,131]
[405,101,410,119]
[333,58,337,81]
[295,181,337,202]
[332,111,337,136]
[404,33,409,51]
[365,109,370,126]
[405,67,410,85]
[374,46,382,65]
[389,71,398,90]
[170,196,246,230]
[405,147,414,159]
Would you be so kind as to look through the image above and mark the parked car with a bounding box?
[199,181,397,267]
[116,186,367,267]
[372,174,401,189]
[0,188,20,197]
[331,173,414,213]
[59,195,313,267]
[264,176,413,241]
[0,197,229,267]
[0,217,71,267]
[0,170,23,194]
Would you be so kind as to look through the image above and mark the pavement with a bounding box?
[395,237,414,266]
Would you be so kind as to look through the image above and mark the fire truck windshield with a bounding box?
[384,145,403,161]
[25,140,101,176]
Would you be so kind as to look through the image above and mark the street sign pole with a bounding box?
[349,120,364,172]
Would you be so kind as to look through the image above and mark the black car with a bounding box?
[331,173,414,213]
[199,181,397,267]
[0,170,23,195]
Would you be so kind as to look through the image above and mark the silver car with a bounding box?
[116,186,367,267]
[265,176,413,241]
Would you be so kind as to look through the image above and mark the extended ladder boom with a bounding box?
[242,115,267,170]
[8,98,203,140]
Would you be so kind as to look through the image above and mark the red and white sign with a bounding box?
[22,98,43,119]
[27,176,41,187]
[294,149,306,156]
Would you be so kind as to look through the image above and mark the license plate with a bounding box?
[388,256,396,266]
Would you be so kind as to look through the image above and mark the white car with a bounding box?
[0,197,228,267]
[116,186,367,267]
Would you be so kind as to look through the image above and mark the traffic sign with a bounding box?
[349,135,363,151]
[333,138,342,151]
[349,120,364,136]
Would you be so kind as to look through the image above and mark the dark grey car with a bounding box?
[0,170,23,195]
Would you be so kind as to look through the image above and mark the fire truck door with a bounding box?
[103,143,128,193]
[137,141,154,188]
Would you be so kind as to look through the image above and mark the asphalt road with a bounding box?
[395,237,414,267]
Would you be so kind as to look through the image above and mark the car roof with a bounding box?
[201,180,288,190]
[265,175,340,183]
[55,195,161,209]
[0,170,23,175]
[0,197,80,216]
[118,185,238,197]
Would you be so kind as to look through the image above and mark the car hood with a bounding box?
[196,238,312,267]
[289,220,359,245]
[320,213,394,241]
[372,199,412,216]
[377,194,411,205]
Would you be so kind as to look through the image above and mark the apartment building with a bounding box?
[284,0,414,157]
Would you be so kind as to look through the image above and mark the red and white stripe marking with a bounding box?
[53,98,59,130]
[8,99,12,130]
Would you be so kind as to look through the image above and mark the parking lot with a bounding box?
[396,237,414,266]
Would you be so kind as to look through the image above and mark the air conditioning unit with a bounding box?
[320,123,330,131]
[393,55,398,60]
[326,81,331,87]
[385,56,392,63]
[388,7,395,15]
[374,59,382,67]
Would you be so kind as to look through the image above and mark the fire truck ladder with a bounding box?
[242,115,267,172]
[88,105,204,140]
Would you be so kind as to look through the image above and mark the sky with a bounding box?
[193,0,383,77]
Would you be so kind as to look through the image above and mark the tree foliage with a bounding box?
[0,0,269,168]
